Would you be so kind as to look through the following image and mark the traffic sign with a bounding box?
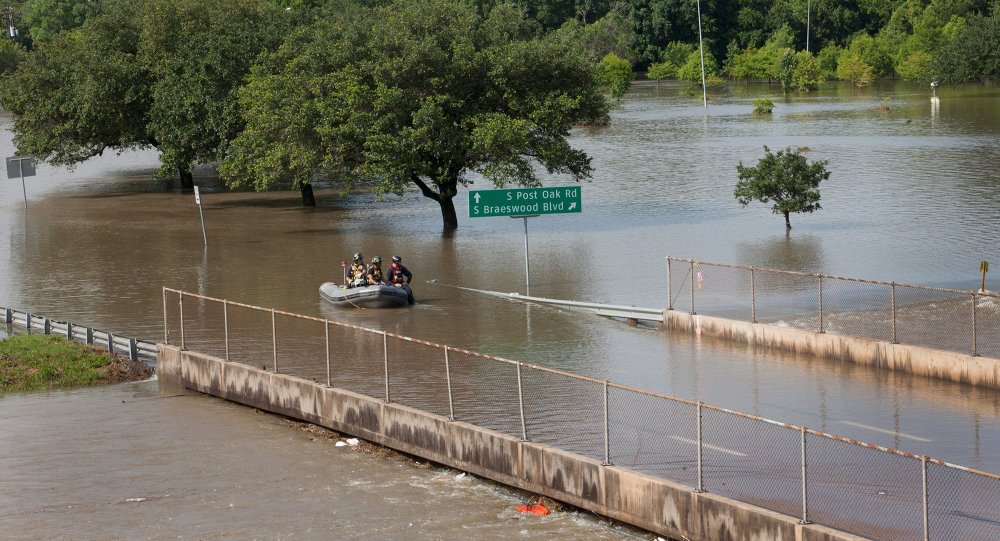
[469,186,581,218]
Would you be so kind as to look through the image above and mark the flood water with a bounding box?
[2,80,1000,538]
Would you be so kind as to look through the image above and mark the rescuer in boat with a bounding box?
[366,256,386,285]
[346,252,367,288]
[388,255,415,305]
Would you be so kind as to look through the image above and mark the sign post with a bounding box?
[981,260,989,292]
[469,187,582,295]
[6,155,36,209]
[194,186,207,246]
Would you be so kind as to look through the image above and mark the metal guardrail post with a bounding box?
[43,318,51,334]
[162,288,169,344]
[325,320,331,387]
[516,362,527,441]
[603,380,611,466]
[86,327,94,344]
[751,267,757,322]
[4,307,11,325]
[66,322,73,340]
[922,455,930,541]
[696,401,704,492]
[972,293,979,357]
[667,257,673,311]
[179,295,185,350]
[25,312,31,331]
[891,283,898,343]
[129,338,138,361]
[383,331,390,402]
[817,275,824,333]
[107,333,115,354]
[223,300,230,362]
[444,346,455,420]
[271,308,277,373]
[800,426,811,524]
[690,261,696,315]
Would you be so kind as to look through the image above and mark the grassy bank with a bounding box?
[0,334,154,392]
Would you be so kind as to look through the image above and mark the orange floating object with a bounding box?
[515,502,550,516]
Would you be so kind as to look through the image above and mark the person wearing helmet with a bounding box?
[366,256,385,285]
[388,255,415,304]
[347,252,367,288]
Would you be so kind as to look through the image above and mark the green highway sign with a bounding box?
[469,186,582,218]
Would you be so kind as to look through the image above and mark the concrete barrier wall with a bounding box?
[663,310,1000,389]
[158,344,867,541]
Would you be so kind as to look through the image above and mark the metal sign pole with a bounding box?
[194,186,207,246]
[19,167,26,209]
[523,216,530,296]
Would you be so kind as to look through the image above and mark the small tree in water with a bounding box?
[734,146,830,229]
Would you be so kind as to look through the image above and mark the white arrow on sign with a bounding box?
[474,193,481,203]
[568,202,577,211]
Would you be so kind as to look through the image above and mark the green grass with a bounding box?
[0,334,153,392]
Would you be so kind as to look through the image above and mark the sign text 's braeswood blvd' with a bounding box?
[468,187,582,218]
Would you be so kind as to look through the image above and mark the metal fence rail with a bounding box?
[163,287,1000,541]
[667,257,1000,359]
[2,306,157,362]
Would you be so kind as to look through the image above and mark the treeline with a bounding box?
[3,0,999,86]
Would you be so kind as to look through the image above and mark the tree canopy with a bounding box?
[735,146,830,229]
[220,0,609,229]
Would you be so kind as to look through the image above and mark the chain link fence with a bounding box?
[163,288,1000,541]
[667,257,1000,358]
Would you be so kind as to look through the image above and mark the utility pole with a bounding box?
[4,6,17,40]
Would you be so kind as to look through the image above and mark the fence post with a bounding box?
[271,308,277,373]
[751,267,757,323]
[696,401,704,493]
[516,362,527,441]
[690,261,697,315]
[25,312,31,331]
[223,300,230,362]
[667,257,673,311]
[4,307,11,325]
[800,426,811,524]
[179,294,185,350]
[325,320,331,387]
[444,346,455,421]
[972,293,979,357]
[817,275,824,333]
[383,331,390,402]
[922,455,930,541]
[891,283,898,344]
[603,380,611,466]
[162,288,169,344]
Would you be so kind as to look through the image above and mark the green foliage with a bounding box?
[646,60,675,81]
[778,49,796,92]
[0,334,151,392]
[752,97,774,115]
[677,49,717,83]
[734,145,830,228]
[847,32,892,77]
[836,51,874,85]
[0,39,25,74]
[21,0,100,44]
[896,49,936,81]
[816,44,845,79]
[598,53,634,99]
[221,0,609,229]
[934,11,1000,83]
[791,50,823,90]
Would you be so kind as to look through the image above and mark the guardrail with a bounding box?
[2,306,158,362]
[667,257,1000,358]
[164,287,1000,541]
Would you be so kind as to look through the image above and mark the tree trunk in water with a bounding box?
[784,211,792,229]
[300,184,316,207]
[178,166,194,189]
[439,196,458,230]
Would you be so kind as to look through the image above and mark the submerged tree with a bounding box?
[222,0,608,230]
[734,146,830,229]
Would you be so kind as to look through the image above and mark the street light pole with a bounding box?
[696,0,707,108]
[806,0,811,53]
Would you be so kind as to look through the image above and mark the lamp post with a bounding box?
[696,0,707,108]
[806,0,811,52]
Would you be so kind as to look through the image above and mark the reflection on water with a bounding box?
[2,81,1000,476]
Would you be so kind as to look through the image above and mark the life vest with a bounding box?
[349,263,367,285]
[368,266,384,284]
[389,264,408,284]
